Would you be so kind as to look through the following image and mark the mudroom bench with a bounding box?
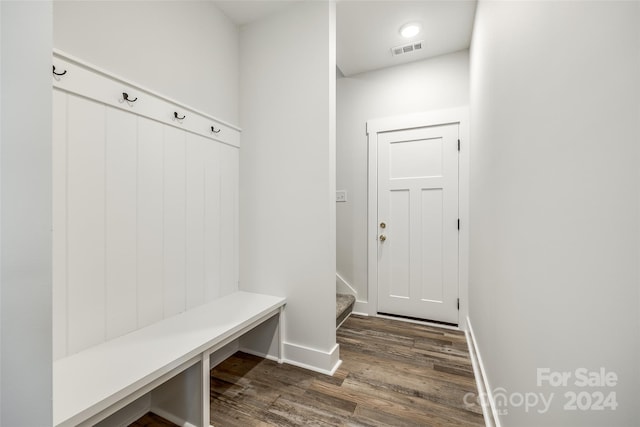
[53,291,286,427]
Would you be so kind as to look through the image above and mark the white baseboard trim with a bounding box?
[285,356,343,377]
[150,407,198,427]
[353,300,369,316]
[466,316,501,427]
[336,272,358,298]
[283,342,341,375]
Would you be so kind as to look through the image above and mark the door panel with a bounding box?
[377,124,459,324]
[388,189,410,298]
[420,188,444,302]
[389,136,443,178]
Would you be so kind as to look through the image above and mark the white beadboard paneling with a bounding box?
[52,89,68,360]
[204,141,221,302]
[66,94,106,354]
[163,126,187,317]
[105,107,138,339]
[186,134,206,309]
[51,54,241,357]
[220,144,239,296]
[137,117,165,328]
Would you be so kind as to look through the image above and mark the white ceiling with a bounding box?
[214,0,477,77]
[337,1,476,76]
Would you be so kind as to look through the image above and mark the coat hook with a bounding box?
[122,92,137,103]
[52,65,67,76]
[211,126,221,134]
[174,112,186,120]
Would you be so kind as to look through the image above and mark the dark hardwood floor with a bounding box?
[132,315,484,426]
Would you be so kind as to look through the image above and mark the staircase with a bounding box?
[336,293,356,328]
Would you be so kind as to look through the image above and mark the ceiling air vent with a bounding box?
[391,40,424,56]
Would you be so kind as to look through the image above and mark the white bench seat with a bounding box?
[53,291,286,427]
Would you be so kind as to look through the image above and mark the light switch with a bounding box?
[336,190,347,203]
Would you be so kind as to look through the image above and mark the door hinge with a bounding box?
[457,219,460,230]
[457,298,460,310]
[458,139,460,151]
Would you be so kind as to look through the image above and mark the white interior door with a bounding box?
[377,123,459,324]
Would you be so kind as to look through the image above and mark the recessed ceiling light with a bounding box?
[400,22,421,39]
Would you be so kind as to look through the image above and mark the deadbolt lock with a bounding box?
[380,222,386,229]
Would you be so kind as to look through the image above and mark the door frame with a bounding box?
[366,108,469,328]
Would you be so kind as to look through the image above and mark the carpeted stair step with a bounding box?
[336,293,356,328]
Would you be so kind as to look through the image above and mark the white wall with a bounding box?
[239,1,338,373]
[54,0,239,125]
[0,1,53,425]
[469,1,640,426]
[336,51,469,303]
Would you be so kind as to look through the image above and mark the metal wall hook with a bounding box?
[174,112,186,120]
[122,92,137,103]
[53,65,67,76]
[211,126,221,134]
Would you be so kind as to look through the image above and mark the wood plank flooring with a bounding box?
[132,315,484,426]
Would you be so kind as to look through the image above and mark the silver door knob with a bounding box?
[379,234,386,242]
